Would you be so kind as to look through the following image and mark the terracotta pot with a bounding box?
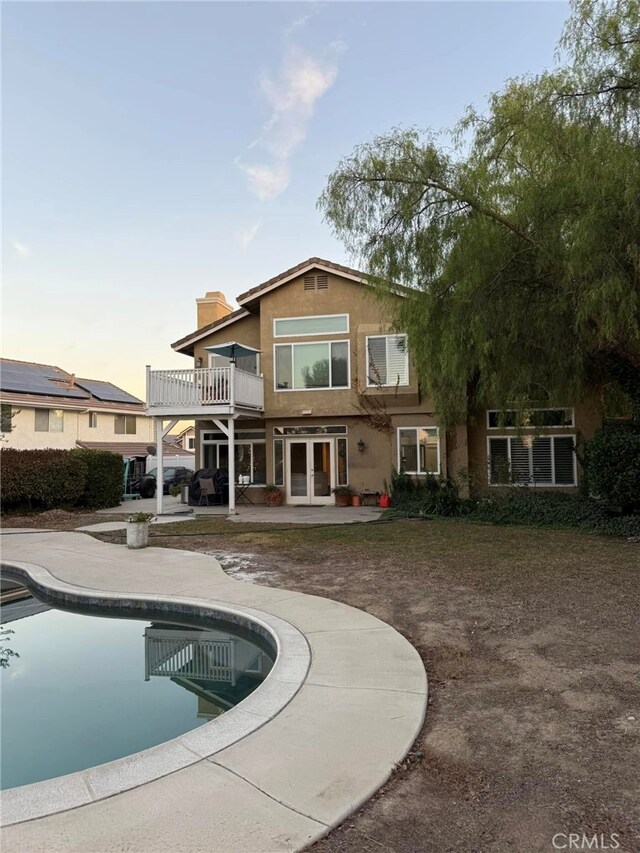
[334,494,351,507]
[351,495,361,507]
[264,490,283,507]
[379,494,391,508]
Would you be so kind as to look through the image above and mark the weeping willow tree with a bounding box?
[319,0,640,426]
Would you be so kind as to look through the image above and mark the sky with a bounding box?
[2,0,570,399]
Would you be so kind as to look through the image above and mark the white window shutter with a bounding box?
[387,335,408,385]
[367,338,387,384]
[532,437,552,484]
[510,439,531,483]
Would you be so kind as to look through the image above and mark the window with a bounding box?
[202,435,267,484]
[115,414,136,435]
[398,427,440,474]
[35,409,64,432]
[273,425,347,436]
[88,412,98,429]
[209,352,259,375]
[367,335,408,387]
[273,439,284,486]
[488,435,576,486]
[187,437,195,450]
[274,341,349,390]
[274,314,348,337]
[1,404,13,433]
[487,409,574,429]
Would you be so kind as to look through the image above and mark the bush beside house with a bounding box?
[1,448,123,512]
[70,449,124,509]
[584,425,640,512]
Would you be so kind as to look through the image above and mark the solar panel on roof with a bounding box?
[74,379,142,405]
[0,362,89,399]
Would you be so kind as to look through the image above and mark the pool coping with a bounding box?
[0,531,428,853]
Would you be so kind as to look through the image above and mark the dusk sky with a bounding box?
[3,1,570,398]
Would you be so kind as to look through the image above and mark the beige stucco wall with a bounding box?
[2,406,154,450]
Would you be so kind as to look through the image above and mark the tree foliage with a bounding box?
[319,0,640,424]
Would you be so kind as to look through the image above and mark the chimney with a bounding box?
[196,291,234,329]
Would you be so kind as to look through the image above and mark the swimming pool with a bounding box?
[0,596,274,790]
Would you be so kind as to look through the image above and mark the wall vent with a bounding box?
[303,274,329,291]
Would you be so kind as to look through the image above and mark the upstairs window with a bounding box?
[488,435,576,486]
[88,412,98,429]
[367,335,408,387]
[1,404,13,433]
[35,409,64,432]
[274,314,349,337]
[208,353,259,375]
[115,414,136,435]
[187,437,195,450]
[275,341,349,390]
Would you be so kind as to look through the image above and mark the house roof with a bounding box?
[76,440,195,457]
[0,358,145,412]
[171,258,371,355]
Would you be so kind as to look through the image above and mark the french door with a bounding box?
[286,439,334,505]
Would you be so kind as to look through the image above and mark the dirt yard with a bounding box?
[4,513,639,851]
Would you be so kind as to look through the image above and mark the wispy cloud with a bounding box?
[10,240,30,257]
[237,220,262,249]
[237,24,344,201]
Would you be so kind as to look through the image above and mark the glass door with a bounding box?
[286,439,334,505]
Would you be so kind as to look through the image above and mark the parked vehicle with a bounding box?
[137,467,194,498]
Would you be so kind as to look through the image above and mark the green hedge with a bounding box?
[70,449,124,509]
[1,448,123,512]
[466,491,640,538]
[584,425,640,511]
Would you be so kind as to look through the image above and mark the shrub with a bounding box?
[71,449,124,509]
[389,468,466,517]
[584,425,640,511]
[1,449,88,511]
[468,490,640,538]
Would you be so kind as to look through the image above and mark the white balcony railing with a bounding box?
[146,366,264,412]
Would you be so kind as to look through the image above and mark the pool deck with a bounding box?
[0,530,427,853]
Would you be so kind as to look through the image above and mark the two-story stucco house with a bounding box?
[146,258,601,513]
[1,358,154,455]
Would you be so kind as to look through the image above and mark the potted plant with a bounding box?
[263,484,284,507]
[332,485,353,507]
[126,512,154,549]
[352,492,361,507]
[168,483,181,499]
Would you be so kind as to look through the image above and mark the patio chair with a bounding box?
[198,478,217,506]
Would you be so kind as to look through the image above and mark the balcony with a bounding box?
[146,366,264,418]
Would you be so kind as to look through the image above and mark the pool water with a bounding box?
[0,599,273,790]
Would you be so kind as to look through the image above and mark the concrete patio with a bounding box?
[98,496,383,525]
[0,530,426,853]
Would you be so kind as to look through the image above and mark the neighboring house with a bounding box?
[172,425,196,452]
[0,358,154,455]
[146,258,601,509]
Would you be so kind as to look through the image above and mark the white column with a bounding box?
[156,419,164,516]
[228,417,236,515]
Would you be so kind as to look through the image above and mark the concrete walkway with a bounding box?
[0,531,426,853]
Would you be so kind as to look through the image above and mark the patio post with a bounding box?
[156,419,164,516]
[228,416,236,515]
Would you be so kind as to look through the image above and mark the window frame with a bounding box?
[201,435,267,484]
[487,434,577,487]
[397,427,440,475]
[366,334,409,388]
[486,408,575,430]
[34,408,64,433]
[1,404,13,433]
[273,340,351,392]
[114,414,137,435]
[273,313,349,338]
[88,412,98,429]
